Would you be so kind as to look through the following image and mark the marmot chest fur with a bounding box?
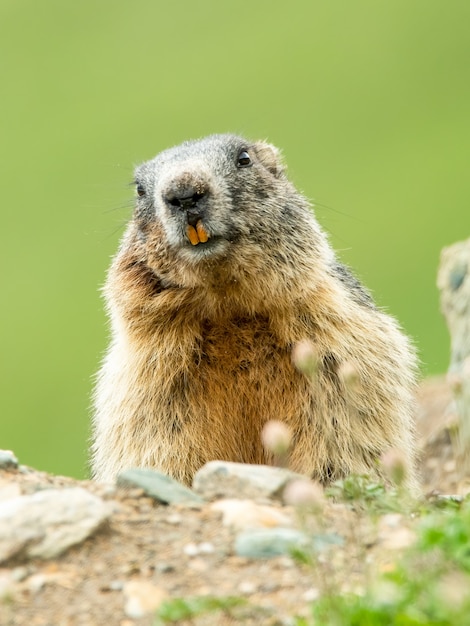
[92,134,417,489]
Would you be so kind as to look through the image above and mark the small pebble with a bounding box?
[27,574,47,594]
[156,562,174,573]
[183,541,214,556]
[109,580,124,591]
[11,566,30,582]
[238,580,257,595]
[198,542,214,554]
[303,587,320,602]
[183,542,200,557]
[123,580,167,618]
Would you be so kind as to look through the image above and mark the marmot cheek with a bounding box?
[186,220,210,246]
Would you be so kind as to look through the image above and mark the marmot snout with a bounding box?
[161,168,216,246]
[92,134,418,491]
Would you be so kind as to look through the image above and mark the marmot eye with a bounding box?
[237,150,252,168]
[136,183,146,197]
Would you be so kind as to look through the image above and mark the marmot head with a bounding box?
[129,134,329,295]
[133,134,297,258]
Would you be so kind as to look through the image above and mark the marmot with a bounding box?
[92,134,418,490]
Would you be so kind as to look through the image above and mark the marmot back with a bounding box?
[92,134,418,490]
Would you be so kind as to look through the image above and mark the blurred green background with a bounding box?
[1,1,469,478]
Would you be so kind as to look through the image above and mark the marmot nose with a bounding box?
[166,191,205,212]
[164,185,208,227]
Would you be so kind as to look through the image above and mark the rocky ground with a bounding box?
[0,375,467,626]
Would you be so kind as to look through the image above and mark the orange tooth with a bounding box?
[196,220,209,243]
[186,224,200,246]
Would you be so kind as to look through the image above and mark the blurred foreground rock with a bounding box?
[437,237,470,475]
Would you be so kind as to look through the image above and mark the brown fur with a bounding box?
[92,134,418,490]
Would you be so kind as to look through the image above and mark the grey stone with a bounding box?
[0,488,111,563]
[0,450,18,469]
[235,527,309,558]
[235,527,344,559]
[193,461,306,500]
[116,468,203,504]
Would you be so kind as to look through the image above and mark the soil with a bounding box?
[0,375,467,626]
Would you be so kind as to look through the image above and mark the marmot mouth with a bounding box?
[186,220,210,246]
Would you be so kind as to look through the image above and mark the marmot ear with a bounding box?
[253,141,285,178]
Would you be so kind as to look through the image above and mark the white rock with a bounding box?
[211,499,293,530]
[193,461,305,500]
[182,541,215,557]
[238,580,257,595]
[0,488,111,563]
[183,542,200,557]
